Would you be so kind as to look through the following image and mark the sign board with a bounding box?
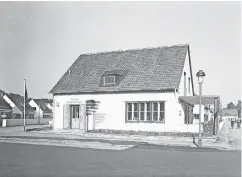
[66,98,83,104]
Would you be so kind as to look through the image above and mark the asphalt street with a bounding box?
[0,142,241,177]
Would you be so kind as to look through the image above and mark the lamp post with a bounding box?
[196,70,206,147]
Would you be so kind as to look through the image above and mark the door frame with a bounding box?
[70,104,80,129]
[63,100,86,130]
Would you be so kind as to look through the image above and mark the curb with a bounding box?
[0,136,232,151]
[0,137,134,151]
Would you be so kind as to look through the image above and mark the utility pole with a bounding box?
[196,70,205,148]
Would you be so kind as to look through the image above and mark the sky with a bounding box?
[0,1,241,107]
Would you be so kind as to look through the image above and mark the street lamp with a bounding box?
[196,70,206,147]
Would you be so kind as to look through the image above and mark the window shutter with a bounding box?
[79,104,86,130]
[63,104,70,129]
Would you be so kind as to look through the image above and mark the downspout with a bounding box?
[52,94,55,129]
[213,98,216,135]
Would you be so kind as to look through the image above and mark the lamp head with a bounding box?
[196,70,206,84]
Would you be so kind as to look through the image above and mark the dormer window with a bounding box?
[100,70,128,87]
[103,75,115,85]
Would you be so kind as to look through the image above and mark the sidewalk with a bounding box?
[0,121,238,151]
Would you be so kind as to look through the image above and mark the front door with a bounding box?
[71,105,80,129]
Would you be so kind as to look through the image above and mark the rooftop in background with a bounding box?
[33,99,53,113]
[0,95,12,111]
[50,44,190,94]
[6,93,35,113]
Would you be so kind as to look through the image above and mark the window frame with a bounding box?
[125,101,165,123]
[188,77,191,93]
[103,75,116,85]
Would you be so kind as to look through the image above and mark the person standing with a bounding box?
[237,118,240,128]
[231,118,234,129]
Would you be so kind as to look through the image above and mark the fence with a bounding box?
[1,118,52,127]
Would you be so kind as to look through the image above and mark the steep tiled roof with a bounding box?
[220,109,238,117]
[6,93,35,113]
[50,44,188,94]
[34,99,52,113]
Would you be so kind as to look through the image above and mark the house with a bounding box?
[50,44,205,132]
[29,99,53,119]
[227,102,236,109]
[3,93,35,119]
[220,108,238,121]
[179,94,221,135]
[0,90,12,119]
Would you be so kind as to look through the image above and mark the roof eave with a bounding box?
[51,88,176,95]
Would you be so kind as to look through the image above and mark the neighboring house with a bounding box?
[220,108,238,121]
[227,102,236,109]
[29,99,53,119]
[50,44,201,132]
[0,91,12,118]
[179,94,221,135]
[3,93,35,119]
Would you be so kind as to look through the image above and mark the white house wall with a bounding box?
[178,51,194,96]
[53,92,199,132]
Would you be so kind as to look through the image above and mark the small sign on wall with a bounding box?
[56,102,60,107]
[66,98,82,104]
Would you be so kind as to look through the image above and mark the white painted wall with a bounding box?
[2,118,52,127]
[29,100,43,119]
[53,92,198,132]
[178,52,194,97]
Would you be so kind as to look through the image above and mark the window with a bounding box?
[127,103,132,121]
[153,103,158,121]
[133,103,138,120]
[184,72,187,96]
[146,103,152,121]
[43,115,50,119]
[103,76,115,85]
[126,102,165,123]
[71,106,79,118]
[194,114,199,119]
[159,102,165,121]
[139,103,145,121]
[188,77,191,93]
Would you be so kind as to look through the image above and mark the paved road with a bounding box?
[229,127,241,150]
[0,143,240,177]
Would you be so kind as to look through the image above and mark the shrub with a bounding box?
[88,129,212,137]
